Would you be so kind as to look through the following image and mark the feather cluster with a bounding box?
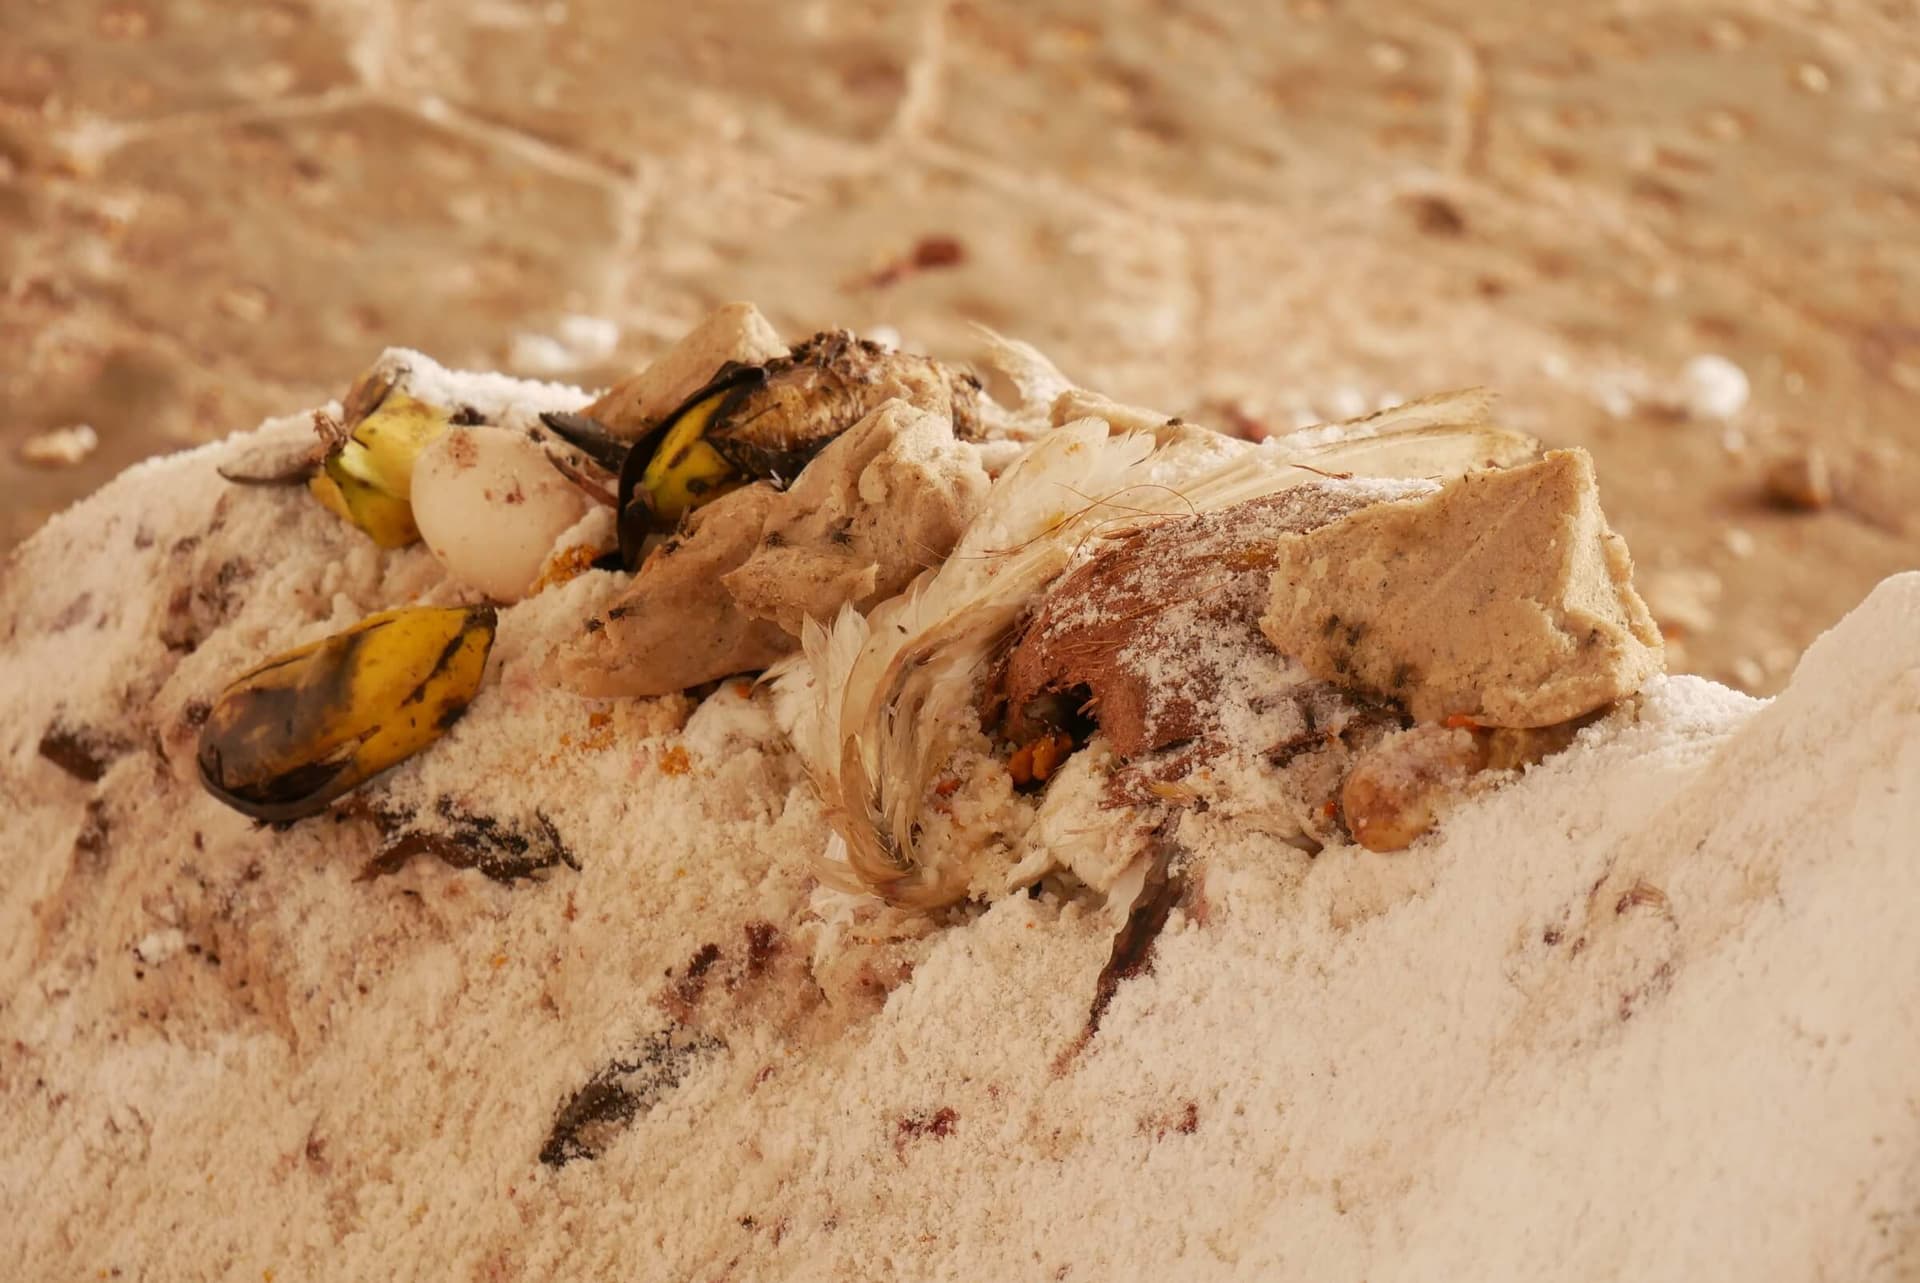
[772,390,1536,910]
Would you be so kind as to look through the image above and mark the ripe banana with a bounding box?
[633,384,746,528]
[197,605,496,821]
[310,391,452,548]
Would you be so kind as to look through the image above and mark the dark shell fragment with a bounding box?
[37,721,132,783]
[358,800,579,884]
[539,1029,722,1166]
[538,410,632,473]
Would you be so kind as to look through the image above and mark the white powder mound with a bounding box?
[3,362,1917,1282]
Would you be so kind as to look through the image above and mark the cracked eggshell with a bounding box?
[411,425,589,603]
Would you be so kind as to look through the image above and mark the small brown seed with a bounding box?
[1761,449,1833,511]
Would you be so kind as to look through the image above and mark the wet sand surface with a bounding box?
[3,0,1916,692]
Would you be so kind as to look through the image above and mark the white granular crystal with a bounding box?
[1681,353,1750,420]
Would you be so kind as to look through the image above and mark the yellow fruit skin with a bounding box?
[638,388,744,526]
[196,605,496,821]
[312,392,449,547]
[333,393,446,489]
[320,460,420,547]
[308,469,354,525]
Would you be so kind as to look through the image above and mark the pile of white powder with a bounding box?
[2,363,1916,1281]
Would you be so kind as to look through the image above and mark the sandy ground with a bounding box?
[2,0,1916,692]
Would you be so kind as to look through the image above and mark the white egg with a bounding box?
[411,425,590,602]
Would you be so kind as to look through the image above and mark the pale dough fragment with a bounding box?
[724,399,991,635]
[553,483,791,697]
[551,399,989,697]
[1259,448,1663,727]
[581,302,788,439]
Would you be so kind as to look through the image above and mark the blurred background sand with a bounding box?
[2,0,1915,691]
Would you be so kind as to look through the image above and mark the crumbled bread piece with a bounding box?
[724,399,989,635]
[553,482,790,697]
[1261,449,1663,727]
[582,302,788,439]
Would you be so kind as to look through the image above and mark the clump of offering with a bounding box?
[187,307,1662,887]
[545,329,990,696]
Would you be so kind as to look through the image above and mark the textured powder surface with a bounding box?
[1262,449,1666,727]
[3,371,1918,1282]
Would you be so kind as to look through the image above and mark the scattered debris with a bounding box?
[1402,193,1466,237]
[858,234,969,290]
[893,1106,959,1160]
[38,720,132,783]
[1761,449,1834,512]
[1137,1101,1200,1140]
[18,424,98,468]
[359,801,578,884]
[539,1029,722,1166]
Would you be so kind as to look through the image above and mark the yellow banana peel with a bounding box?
[637,386,745,527]
[309,391,451,548]
[197,604,496,821]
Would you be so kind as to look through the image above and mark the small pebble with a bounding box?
[18,424,99,468]
[1680,354,1749,420]
[1404,193,1466,237]
[1643,567,1720,638]
[1762,450,1833,511]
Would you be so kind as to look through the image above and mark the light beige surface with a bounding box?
[3,0,1917,696]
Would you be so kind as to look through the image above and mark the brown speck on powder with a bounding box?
[894,1106,958,1160]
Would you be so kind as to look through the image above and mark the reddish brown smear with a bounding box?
[894,1106,959,1160]
[1001,485,1383,759]
[857,234,968,289]
[671,942,723,1009]
[742,921,779,977]
[1076,814,1189,1059]
[1138,1101,1201,1139]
